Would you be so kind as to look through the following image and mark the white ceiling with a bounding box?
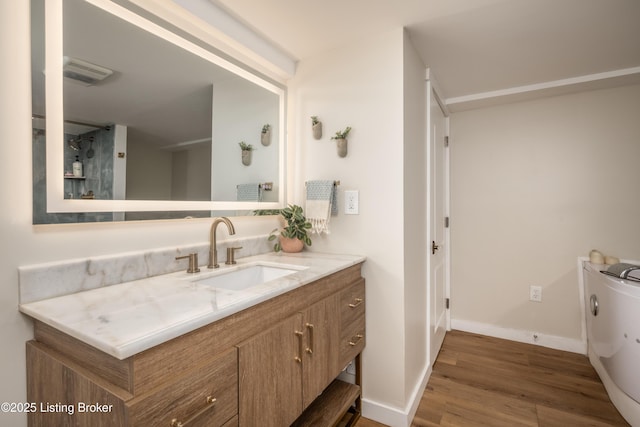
[211,0,640,100]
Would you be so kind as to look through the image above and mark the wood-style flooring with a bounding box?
[356,330,629,426]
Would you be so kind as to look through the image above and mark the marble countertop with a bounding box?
[20,252,365,360]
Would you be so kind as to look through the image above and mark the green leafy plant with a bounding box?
[331,126,351,140]
[238,141,254,151]
[261,124,270,134]
[268,204,312,252]
[253,209,282,216]
[311,116,319,125]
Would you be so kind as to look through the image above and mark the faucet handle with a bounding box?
[225,247,243,265]
[176,253,201,273]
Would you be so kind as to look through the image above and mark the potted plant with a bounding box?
[261,124,271,146]
[268,204,312,253]
[331,126,351,157]
[239,141,254,166]
[311,116,322,140]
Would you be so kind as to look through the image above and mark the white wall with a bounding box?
[288,28,429,425]
[450,84,640,349]
[126,139,173,199]
[401,31,429,404]
[0,4,279,426]
[171,143,211,200]
[0,5,33,425]
[212,78,280,201]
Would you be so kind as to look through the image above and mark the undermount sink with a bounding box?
[192,263,305,291]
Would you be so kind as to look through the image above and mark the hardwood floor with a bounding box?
[356,330,629,426]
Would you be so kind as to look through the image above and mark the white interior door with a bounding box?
[428,81,449,365]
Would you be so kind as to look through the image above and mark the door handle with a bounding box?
[170,396,216,427]
[305,323,314,354]
[432,241,440,255]
[294,330,303,363]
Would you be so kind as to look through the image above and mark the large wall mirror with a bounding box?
[32,0,286,223]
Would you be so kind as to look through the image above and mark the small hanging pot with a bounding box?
[311,116,322,140]
[331,127,351,157]
[261,129,271,146]
[312,122,322,140]
[335,138,348,158]
[241,149,252,166]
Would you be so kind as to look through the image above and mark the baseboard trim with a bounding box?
[406,364,431,424]
[361,398,406,427]
[362,364,432,427]
[451,319,587,354]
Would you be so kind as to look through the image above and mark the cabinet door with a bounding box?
[238,313,303,427]
[301,294,340,408]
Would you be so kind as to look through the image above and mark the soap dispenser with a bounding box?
[72,155,83,177]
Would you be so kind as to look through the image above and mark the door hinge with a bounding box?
[444,136,449,147]
[446,298,450,309]
[445,217,450,228]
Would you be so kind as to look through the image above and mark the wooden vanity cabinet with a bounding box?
[237,294,341,427]
[26,263,365,427]
[238,313,304,427]
[237,279,366,427]
[26,341,238,427]
[301,293,341,408]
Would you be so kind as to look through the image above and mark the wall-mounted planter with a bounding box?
[331,126,351,158]
[239,141,254,166]
[311,116,322,140]
[312,123,322,140]
[241,150,252,166]
[335,138,348,158]
[261,124,271,146]
[260,130,271,146]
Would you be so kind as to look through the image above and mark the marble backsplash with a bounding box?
[19,235,273,304]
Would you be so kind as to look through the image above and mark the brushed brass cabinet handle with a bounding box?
[170,396,217,427]
[305,323,314,354]
[349,334,364,346]
[295,330,304,363]
[348,298,363,308]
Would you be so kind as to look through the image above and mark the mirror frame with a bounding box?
[44,0,285,213]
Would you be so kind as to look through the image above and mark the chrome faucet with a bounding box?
[208,217,236,269]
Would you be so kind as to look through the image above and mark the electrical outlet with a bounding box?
[529,285,542,302]
[344,190,359,215]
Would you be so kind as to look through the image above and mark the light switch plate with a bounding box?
[344,190,359,215]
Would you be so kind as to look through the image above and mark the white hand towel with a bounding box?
[305,180,335,234]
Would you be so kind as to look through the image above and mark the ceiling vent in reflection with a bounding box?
[63,56,114,86]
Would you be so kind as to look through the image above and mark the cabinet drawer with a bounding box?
[340,279,365,327]
[339,314,365,368]
[128,347,238,427]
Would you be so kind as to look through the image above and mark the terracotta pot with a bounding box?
[261,129,271,146]
[241,150,252,166]
[335,138,348,157]
[312,122,322,140]
[279,236,304,253]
